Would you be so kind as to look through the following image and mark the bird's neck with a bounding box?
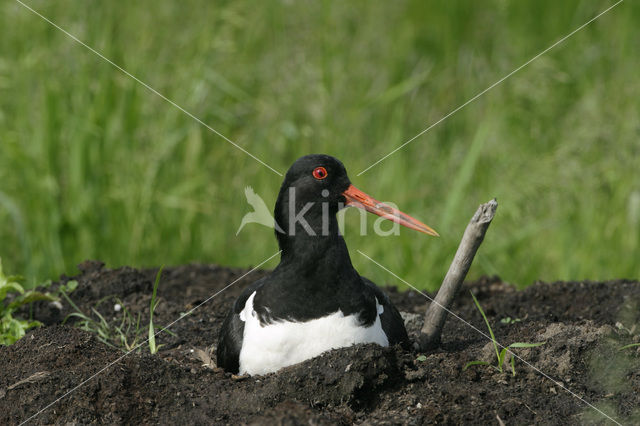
[277,217,351,266]
[275,218,353,274]
[273,186,356,274]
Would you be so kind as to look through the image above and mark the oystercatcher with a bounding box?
[217,154,438,375]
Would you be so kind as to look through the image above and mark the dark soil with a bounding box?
[1,261,639,425]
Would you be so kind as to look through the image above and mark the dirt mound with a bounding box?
[1,262,639,424]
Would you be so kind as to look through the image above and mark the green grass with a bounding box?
[62,295,142,351]
[148,267,163,354]
[61,267,174,353]
[619,343,640,351]
[464,291,545,376]
[1,1,639,290]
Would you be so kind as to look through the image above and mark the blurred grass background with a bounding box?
[0,0,638,291]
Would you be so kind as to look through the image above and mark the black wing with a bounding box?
[216,277,267,373]
[361,276,410,350]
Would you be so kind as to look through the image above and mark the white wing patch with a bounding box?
[238,291,389,376]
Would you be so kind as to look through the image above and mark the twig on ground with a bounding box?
[418,199,498,351]
[7,371,50,391]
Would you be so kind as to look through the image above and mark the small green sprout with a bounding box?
[500,316,522,325]
[58,280,79,294]
[62,267,174,354]
[62,292,126,349]
[416,355,427,362]
[464,291,545,376]
[0,258,58,345]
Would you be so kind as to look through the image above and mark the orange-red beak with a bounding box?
[342,184,439,236]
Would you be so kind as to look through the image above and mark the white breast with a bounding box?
[238,291,389,376]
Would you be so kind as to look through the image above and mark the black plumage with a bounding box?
[217,154,436,374]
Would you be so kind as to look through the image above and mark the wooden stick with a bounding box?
[417,198,498,351]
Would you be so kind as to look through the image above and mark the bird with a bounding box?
[217,154,438,375]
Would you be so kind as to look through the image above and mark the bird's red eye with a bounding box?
[312,166,328,180]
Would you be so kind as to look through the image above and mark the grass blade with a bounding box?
[619,343,640,350]
[498,347,508,373]
[148,266,164,355]
[470,292,500,363]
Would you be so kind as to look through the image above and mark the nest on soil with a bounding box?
[2,261,639,424]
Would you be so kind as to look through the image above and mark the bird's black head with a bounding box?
[273,154,352,263]
[278,154,351,211]
[273,153,438,258]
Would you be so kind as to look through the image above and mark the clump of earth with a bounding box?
[1,261,639,424]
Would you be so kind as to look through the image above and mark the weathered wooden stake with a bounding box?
[417,198,498,351]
